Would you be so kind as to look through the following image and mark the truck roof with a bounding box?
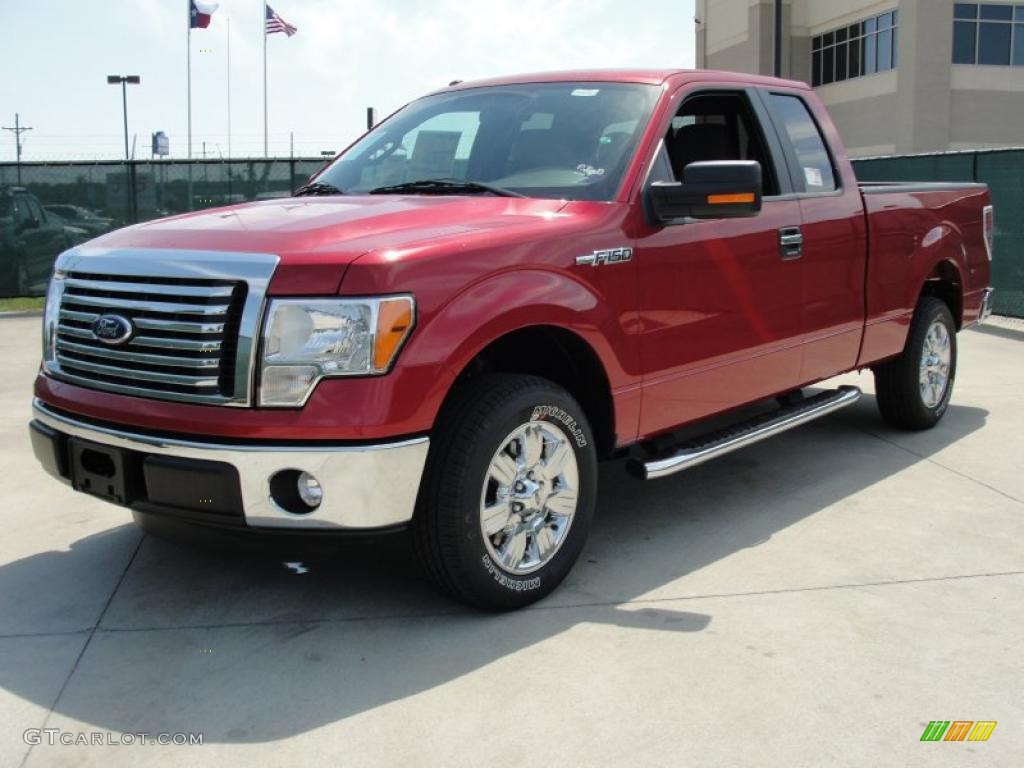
[440,68,809,92]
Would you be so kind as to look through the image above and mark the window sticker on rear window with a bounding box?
[804,167,824,188]
[571,88,600,97]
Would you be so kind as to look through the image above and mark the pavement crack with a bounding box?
[855,425,1024,505]
[18,532,145,768]
[0,629,91,641]
[54,569,1024,637]
[551,568,1024,610]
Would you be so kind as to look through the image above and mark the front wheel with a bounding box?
[412,374,597,610]
[873,296,957,430]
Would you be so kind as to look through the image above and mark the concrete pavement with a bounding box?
[1,314,1022,767]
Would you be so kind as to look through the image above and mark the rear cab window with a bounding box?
[765,94,838,193]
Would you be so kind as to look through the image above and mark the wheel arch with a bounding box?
[442,324,617,458]
[920,257,964,330]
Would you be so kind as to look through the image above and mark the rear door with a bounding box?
[759,90,867,382]
[633,87,806,438]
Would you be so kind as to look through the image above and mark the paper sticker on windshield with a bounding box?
[571,88,600,97]
[804,167,824,188]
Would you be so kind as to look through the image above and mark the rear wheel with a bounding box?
[412,374,597,610]
[873,296,957,430]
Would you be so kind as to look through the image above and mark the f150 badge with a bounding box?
[575,247,633,267]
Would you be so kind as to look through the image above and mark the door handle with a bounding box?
[779,226,803,260]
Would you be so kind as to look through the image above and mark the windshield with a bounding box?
[314,82,660,201]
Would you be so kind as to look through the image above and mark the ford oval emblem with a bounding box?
[91,314,133,345]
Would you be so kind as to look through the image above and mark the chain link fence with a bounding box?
[852,148,1024,318]
[3,152,1022,317]
[0,158,326,296]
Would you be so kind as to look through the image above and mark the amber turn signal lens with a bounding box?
[373,298,414,370]
[707,192,755,204]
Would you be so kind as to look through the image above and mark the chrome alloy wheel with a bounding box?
[919,319,952,408]
[479,421,580,575]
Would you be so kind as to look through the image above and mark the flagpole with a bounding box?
[187,0,194,212]
[227,17,232,159]
[263,1,268,157]
[187,0,192,159]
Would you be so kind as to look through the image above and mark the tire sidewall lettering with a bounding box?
[530,405,588,448]
[481,554,542,592]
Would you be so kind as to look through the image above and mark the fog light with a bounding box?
[296,471,322,508]
[269,469,321,515]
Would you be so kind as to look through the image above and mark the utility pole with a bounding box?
[2,113,33,185]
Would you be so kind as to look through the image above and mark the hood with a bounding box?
[90,196,570,293]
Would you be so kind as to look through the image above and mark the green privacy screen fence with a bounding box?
[0,158,327,297]
[852,148,1024,318]
[2,152,1022,316]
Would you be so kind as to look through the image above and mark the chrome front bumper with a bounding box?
[31,400,429,530]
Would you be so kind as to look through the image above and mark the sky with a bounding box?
[0,0,696,162]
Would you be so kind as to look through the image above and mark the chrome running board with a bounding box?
[629,386,862,480]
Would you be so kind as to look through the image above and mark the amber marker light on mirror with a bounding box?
[707,193,756,205]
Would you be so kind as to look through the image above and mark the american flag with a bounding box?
[265,5,297,37]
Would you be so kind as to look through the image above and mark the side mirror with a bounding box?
[646,160,762,225]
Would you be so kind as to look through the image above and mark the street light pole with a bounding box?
[107,75,141,161]
[121,80,130,160]
[107,75,141,222]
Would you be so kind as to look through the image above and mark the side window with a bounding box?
[664,92,779,196]
[26,198,46,223]
[767,94,837,193]
[13,196,32,225]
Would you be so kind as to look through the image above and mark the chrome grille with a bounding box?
[46,248,280,406]
[55,273,244,401]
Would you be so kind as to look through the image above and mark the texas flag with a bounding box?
[189,0,218,29]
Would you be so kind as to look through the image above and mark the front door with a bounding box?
[633,88,805,439]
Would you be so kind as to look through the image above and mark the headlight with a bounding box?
[42,271,66,368]
[259,295,415,406]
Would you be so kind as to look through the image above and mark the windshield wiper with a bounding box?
[368,179,524,198]
[293,181,345,197]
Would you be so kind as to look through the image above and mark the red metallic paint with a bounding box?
[35,70,991,450]
[857,186,990,366]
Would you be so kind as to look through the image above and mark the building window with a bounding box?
[811,10,898,86]
[953,4,1024,65]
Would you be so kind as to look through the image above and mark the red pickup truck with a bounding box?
[30,70,994,610]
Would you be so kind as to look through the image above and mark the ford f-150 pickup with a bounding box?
[29,69,994,610]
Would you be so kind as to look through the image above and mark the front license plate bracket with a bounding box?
[69,438,137,506]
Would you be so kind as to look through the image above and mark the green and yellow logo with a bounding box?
[920,721,997,742]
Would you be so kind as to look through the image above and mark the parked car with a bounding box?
[0,187,73,296]
[42,205,118,237]
[43,211,93,247]
[29,70,994,609]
